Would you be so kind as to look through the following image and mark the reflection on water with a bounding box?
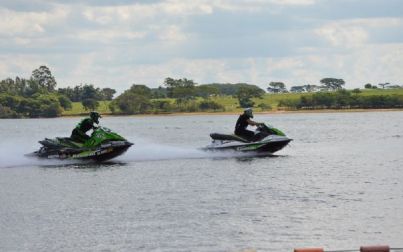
[1,112,403,251]
[38,160,129,170]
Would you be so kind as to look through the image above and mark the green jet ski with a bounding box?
[32,126,133,162]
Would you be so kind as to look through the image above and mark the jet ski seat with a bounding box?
[210,133,249,143]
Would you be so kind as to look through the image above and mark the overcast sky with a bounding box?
[1,0,402,92]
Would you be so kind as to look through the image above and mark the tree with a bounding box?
[81,84,100,100]
[267,82,287,93]
[31,66,57,92]
[236,86,265,108]
[290,86,305,93]
[304,84,319,92]
[100,88,116,100]
[151,86,167,99]
[378,82,390,89]
[364,83,372,89]
[320,78,345,91]
[110,84,152,114]
[164,77,196,103]
[195,85,220,98]
[82,98,99,111]
[58,95,72,110]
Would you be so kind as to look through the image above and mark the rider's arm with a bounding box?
[246,119,262,126]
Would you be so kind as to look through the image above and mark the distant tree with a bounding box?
[31,66,57,92]
[151,86,167,98]
[195,85,220,98]
[320,78,345,91]
[82,98,99,111]
[110,84,152,114]
[304,84,319,92]
[100,88,116,100]
[364,83,372,89]
[164,77,196,103]
[290,86,305,93]
[236,86,265,108]
[81,84,100,100]
[378,82,390,89]
[57,95,72,110]
[58,84,113,102]
[267,82,287,93]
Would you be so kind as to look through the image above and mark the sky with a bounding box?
[1,0,403,93]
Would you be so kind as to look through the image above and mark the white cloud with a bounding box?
[315,18,403,48]
[0,54,46,78]
[316,23,368,48]
[1,0,403,92]
[82,1,213,26]
[0,5,70,36]
[76,30,146,42]
[157,25,187,42]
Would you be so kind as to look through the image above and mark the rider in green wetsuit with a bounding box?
[70,111,102,143]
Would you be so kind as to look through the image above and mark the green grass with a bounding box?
[357,88,403,96]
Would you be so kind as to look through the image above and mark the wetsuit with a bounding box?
[234,114,255,141]
[70,118,96,143]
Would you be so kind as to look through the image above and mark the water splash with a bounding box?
[116,137,268,162]
[0,137,270,168]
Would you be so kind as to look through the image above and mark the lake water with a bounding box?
[1,112,402,251]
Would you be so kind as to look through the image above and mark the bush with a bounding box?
[278,90,403,110]
[82,98,99,111]
[257,103,272,111]
[198,100,225,111]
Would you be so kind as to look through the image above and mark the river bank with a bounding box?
[60,108,403,118]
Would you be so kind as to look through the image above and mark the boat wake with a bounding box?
[1,138,276,168]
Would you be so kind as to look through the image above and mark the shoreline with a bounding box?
[3,108,401,119]
[61,108,403,117]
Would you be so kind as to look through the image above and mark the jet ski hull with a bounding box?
[205,136,291,154]
[33,141,133,162]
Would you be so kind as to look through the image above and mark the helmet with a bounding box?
[244,108,253,118]
[90,111,101,124]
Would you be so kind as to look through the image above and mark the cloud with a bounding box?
[315,18,403,47]
[0,5,70,36]
[1,0,403,92]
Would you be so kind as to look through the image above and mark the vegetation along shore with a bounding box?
[1,66,403,118]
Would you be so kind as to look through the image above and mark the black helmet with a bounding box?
[244,108,253,118]
[90,111,101,123]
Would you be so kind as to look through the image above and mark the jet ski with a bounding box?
[31,126,133,162]
[204,123,291,153]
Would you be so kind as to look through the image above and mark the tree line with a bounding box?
[109,78,266,114]
[0,66,267,117]
[0,66,116,118]
[269,78,402,93]
[278,89,403,110]
[1,65,403,118]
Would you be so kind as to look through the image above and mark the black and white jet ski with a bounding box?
[204,123,291,153]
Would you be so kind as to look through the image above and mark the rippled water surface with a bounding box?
[1,112,403,251]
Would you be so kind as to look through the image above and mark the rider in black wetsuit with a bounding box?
[70,111,102,143]
[234,108,262,141]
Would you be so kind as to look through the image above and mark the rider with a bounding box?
[234,108,263,141]
[70,111,102,143]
